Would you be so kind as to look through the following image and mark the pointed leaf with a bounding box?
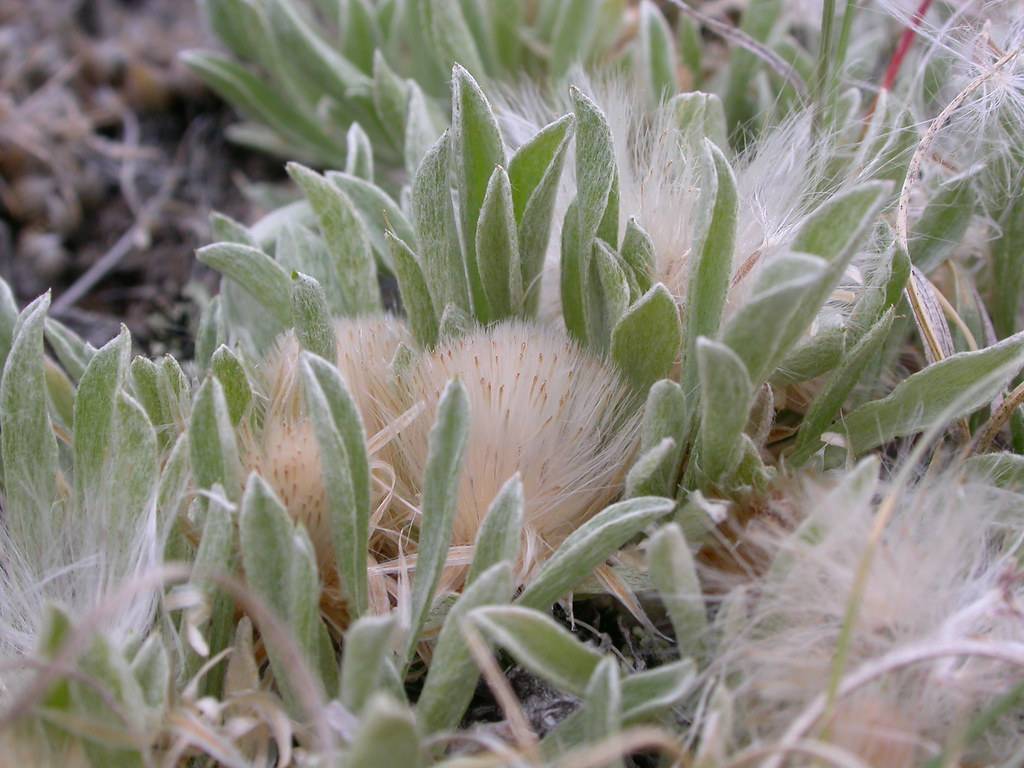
[197,242,292,325]
[405,379,470,662]
[518,496,675,610]
[417,563,514,734]
[476,165,521,320]
[610,284,682,390]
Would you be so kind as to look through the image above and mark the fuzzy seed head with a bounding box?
[388,322,641,584]
[245,315,409,570]
[714,467,1024,763]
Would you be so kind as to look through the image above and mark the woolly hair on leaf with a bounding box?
[495,78,887,345]
[709,460,1024,765]
[384,321,642,591]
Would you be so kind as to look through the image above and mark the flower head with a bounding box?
[386,321,641,587]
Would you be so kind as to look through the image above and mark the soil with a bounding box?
[0,0,283,355]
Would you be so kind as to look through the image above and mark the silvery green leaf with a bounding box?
[341,0,377,74]
[456,0,498,73]
[45,318,95,382]
[300,353,371,616]
[347,695,421,768]
[518,496,675,610]
[488,0,522,72]
[476,165,521,320]
[404,379,470,663]
[844,331,1024,454]
[542,658,697,758]
[582,657,623,768]
[417,563,514,734]
[291,272,336,360]
[642,379,689,453]
[388,232,439,350]
[451,65,505,323]
[722,0,782,139]
[625,438,678,498]
[411,131,471,315]
[648,524,707,661]
[276,222,342,314]
[508,115,574,314]
[157,432,191,526]
[73,326,130,510]
[571,86,618,250]
[108,392,157,532]
[638,0,677,102]
[468,605,603,697]
[438,303,473,342]
[180,51,341,158]
[189,377,243,498]
[317,618,339,698]
[341,614,398,714]
[677,15,702,86]
[673,94,728,157]
[507,114,574,223]
[0,276,19,371]
[188,490,236,697]
[209,210,256,246]
[618,651,692,724]
[793,181,890,265]
[287,163,381,316]
[264,0,370,103]
[550,0,601,78]
[327,171,414,274]
[745,382,774,448]
[239,473,293,623]
[740,184,889,378]
[771,328,845,387]
[405,83,441,177]
[620,218,655,300]
[561,198,588,343]
[211,345,253,425]
[194,294,226,375]
[696,338,752,485]
[373,50,407,148]
[159,355,189,430]
[44,360,74,432]
[586,240,630,354]
[131,634,169,717]
[909,174,976,273]
[132,356,175,450]
[427,0,486,78]
[721,252,828,386]
[963,452,1024,491]
[683,141,737,393]
[789,309,895,466]
[287,526,322,677]
[345,122,375,182]
[224,616,258,698]
[992,194,1024,338]
[466,474,524,587]
[1,293,58,550]
[610,283,682,390]
[70,633,148,763]
[196,242,292,325]
[200,0,269,61]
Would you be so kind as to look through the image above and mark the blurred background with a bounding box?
[0,0,283,355]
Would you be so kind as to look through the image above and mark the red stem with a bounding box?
[882,0,936,91]
[863,0,934,125]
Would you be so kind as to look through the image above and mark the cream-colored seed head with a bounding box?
[388,321,641,586]
[245,315,409,572]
